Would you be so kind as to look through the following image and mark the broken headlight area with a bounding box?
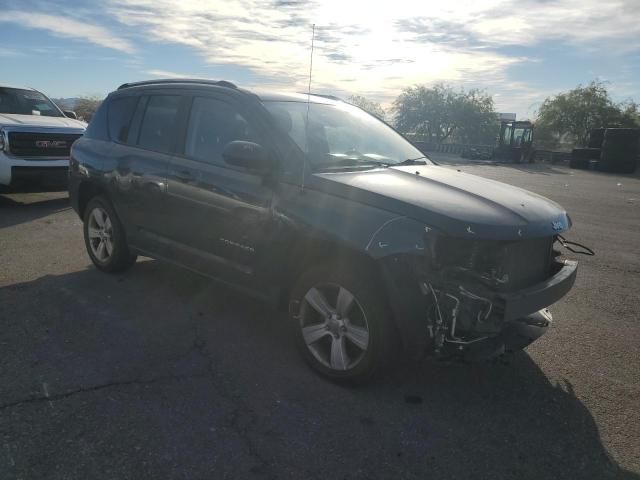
[427,235,555,292]
[381,234,578,360]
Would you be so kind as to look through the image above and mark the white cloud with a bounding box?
[102,0,640,115]
[0,48,22,57]
[0,11,135,54]
[485,2,636,53]
[108,1,528,93]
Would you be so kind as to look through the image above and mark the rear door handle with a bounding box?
[174,169,193,181]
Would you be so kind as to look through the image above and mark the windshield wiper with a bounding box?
[314,160,389,172]
[314,154,428,172]
[314,155,391,171]
[394,156,428,166]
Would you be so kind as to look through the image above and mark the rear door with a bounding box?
[164,93,274,285]
[106,94,141,227]
[110,93,187,253]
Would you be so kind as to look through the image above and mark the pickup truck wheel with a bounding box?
[83,196,137,273]
[290,263,394,382]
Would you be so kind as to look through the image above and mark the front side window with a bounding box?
[108,96,139,143]
[138,95,181,154]
[502,125,513,145]
[512,128,532,147]
[263,100,427,170]
[0,87,63,117]
[185,97,258,166]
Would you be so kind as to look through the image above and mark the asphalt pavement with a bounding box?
[1,161,639,479]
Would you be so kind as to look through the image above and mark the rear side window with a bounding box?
[185,96,259,166]
[138,95,181,154]
[108,96,138,143]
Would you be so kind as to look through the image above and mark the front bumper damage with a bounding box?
[499,260,576,322]
[379,251,578,361]
[447,308,554,361]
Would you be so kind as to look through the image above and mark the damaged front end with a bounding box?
[376,225,578,361]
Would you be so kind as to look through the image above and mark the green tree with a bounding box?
[73,96,103,122]
[620,100,640,126]
[347,95,386,119]
[392,83,497,144]
[450,89,499,144]
[535,81,639,147]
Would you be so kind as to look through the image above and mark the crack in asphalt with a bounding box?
[0,319,213,412]
[189,318,277,479]
[0,312,279,478]
[0,370,211,412]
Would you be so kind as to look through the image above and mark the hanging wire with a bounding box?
[556,235,595,256]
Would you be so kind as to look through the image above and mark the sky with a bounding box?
[1,0,639,119]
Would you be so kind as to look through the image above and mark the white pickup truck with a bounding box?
[0,84,86,192]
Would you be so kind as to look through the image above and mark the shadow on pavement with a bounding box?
[0,193,70,229]
[0,260,637,479]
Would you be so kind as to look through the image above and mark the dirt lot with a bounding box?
[1,161,639,479]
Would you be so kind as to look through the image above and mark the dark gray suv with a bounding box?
[69,79,578,381]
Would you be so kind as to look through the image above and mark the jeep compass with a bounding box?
[69,79,578,381]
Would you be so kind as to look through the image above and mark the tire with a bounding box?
[83,195,137,273]
[289,261,395,382]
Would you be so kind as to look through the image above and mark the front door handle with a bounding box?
[144,181,166,193]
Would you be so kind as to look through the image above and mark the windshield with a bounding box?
[263,100,429,170]
[513,127,532,145]
[0,87,63,117]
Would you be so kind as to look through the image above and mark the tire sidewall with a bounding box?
[289,262,392,382]
[83,196,132,272]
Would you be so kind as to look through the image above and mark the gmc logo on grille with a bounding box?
[35,140,67,148]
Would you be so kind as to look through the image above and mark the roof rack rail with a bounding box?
[315,94,343,101]
[117,78,238,90]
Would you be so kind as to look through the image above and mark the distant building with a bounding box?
[498,112,517,122]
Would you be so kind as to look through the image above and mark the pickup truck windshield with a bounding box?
[263,100,428,169]
[0,87,63,117]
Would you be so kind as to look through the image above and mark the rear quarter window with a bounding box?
[83,100,109,141]
[108,96,139,143]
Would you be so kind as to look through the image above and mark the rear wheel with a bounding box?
[289,262,395,382]
[83,195,137,273]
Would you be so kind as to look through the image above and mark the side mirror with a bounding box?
[222,141,273,172]
[63,110,78,119]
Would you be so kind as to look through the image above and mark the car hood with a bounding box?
[0,113,86,130]
[312,165,570,240]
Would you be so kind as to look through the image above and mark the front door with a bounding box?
[165,94,274,287]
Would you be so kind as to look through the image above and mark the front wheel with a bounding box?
[83,195,137,273]
[289,262,395,382]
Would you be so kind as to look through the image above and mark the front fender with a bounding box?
[365,216,442,259]
[273,185,439,357]
[366,217,441,359]
[274,184,438,260]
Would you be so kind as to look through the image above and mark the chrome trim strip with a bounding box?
[2,125,85,134]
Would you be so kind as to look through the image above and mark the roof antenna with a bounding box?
[301,23,315,192]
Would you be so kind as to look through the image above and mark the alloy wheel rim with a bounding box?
[299,283,370,371]
[87,207,114,263]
